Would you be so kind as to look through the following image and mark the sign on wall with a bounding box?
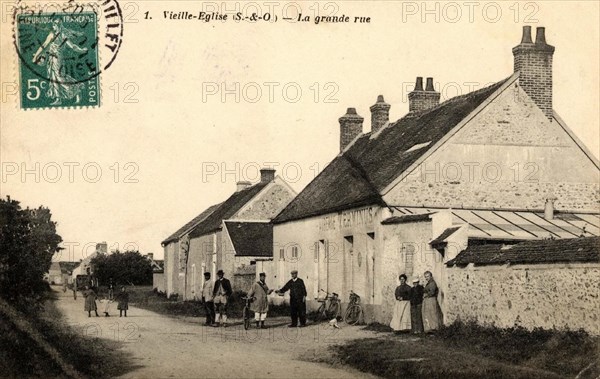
[318,206,377,232]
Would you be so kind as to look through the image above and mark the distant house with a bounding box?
[46,262,62,284]
[71,242,107,285]
[162,168,296,299]
[145,253,165,293]
[59,262,79,284]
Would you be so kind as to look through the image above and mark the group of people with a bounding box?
[198,267,442,332]
[81,284,130,318]
[200,269,307,328]
[390,270,443,334]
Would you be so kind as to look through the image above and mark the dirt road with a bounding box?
[55,290,379,378]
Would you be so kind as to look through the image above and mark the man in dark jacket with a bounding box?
[410,277,425,334]
[213,270,232,327]
[276,270,307,327]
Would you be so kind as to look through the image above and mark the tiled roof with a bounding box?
[273,78,510,223]
[224,221,273,257]
[58,261,79,274]
[447,236,600,266]
[152,260,164,272]
[381,213,432,225]
[162,202,222,245]
[430,226,462,246]
[189,183,269,238]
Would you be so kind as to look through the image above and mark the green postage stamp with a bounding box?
[15,11,100,109]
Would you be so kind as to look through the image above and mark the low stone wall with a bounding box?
[446,263,600,334]
[233,269,256,293]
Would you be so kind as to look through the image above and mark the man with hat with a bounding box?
[410,276,425,334]
[201,271,215,326]
[275,270,307,327]
[212,269,232,327]
[247,272,274,328]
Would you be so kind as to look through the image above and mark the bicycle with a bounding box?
[315,289,340,322]
[241,296,254,330]
[344,291,363,325]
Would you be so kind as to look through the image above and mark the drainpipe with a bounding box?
[372,256,375,303]
[326,241,329,293]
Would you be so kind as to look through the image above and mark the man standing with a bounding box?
[276,270,307,327]
[108,277,115,300]
[248,272,274,328]
[72,277,77,300]
[410,277,425,334]
[201,272,215,326]
[212,270,232,327]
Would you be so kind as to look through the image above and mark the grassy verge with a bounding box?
[0,291,135,378]
[129,286,290,319]
[321,321,599,379]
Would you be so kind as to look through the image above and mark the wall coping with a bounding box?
[448,262,600,271]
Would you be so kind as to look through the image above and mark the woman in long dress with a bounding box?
[116,286,129,317]
[422,271,443,332]
[83,286,99,317]
[390,274,411,332]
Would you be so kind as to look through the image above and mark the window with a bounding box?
[279,248,284,260]
[344,236,354,253]
[291,246,299,259]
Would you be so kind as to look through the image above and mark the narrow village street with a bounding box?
[55,289,379,379]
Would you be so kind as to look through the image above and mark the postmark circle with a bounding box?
[13,0,124,86]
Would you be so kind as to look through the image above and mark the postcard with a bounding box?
[1,1,598,378]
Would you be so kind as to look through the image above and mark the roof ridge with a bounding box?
[398,76,513,122]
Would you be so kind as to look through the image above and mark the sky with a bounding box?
[1,0,598,261]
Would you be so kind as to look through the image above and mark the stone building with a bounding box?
[162,169,296,299]
[446,236,600,334]
[270,26,599,324]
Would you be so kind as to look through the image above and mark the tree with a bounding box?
[91,250,153,286]
[0,196,62,307]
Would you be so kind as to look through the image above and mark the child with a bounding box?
[98,295,113,317]
[116,286,129,317]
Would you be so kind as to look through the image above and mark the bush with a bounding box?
[0,197,62,310]
[91,251,153,286]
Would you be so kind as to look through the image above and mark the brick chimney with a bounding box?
[513,26,555,120]
[408,77,440,113]
[544,197,557,220]
[369,95,390,133]
[260,168,275,183]
[236,181,252,192]
[339,107,363,152]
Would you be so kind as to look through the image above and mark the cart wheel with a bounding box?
[327,302,340,320]
[316,303,327,321]
[345,305,361,325]
[243,307,250,330]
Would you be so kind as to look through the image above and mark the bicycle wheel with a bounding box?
[344,304,361,325]
[316,303,327,321]
[327,301,340,320]
[243,307,250,330]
